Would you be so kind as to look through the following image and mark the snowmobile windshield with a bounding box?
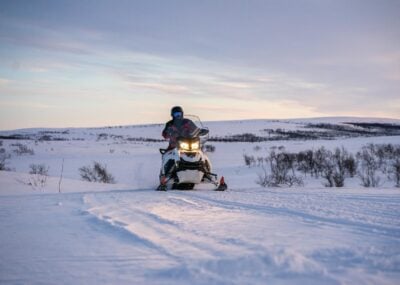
[185,114,202,129]
[183,115,209,141]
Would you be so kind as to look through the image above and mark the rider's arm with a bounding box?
[162,121,172,139]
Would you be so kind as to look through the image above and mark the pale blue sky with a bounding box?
[0,0,399,130]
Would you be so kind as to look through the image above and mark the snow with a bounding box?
[1,117,400,284]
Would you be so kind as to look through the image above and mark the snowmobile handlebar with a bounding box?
[160,127,209,155]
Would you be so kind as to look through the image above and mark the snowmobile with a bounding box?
[157,115,227,191]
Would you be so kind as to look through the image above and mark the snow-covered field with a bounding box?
[1,117,400,284]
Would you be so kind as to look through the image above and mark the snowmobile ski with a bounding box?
[156,184,167,191]
[215,176,228,191]
[156,176,168,191]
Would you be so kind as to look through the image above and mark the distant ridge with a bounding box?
[1,117,400,133]
[1,116,399,142]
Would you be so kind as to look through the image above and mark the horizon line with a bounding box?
[1,115,400,132]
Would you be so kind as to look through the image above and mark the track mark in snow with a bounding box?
[167,196,204,209]
[85,207,176,259]
[173,191,400,238]
[83,193,253,262]
[81,189,400,284]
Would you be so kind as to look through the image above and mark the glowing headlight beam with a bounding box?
[179,142,190,150]
[191,141,200,150]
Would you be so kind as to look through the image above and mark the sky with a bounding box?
[0,0,399,130]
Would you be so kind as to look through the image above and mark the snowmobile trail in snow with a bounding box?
[84,192,253,260]
[169,190,400,238]
[81,188,400,284]
[1,184,399,284]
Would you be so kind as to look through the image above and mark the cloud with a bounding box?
[385,72,400,81]
[125,82,189,94]
[0,16,97,55]
[109,50,397,121]
[369,51,400,65]
[189,98,324,121]
[216,81,251,89]
[0,78,11,86]
[0,101,53,109]
[105,50,332,105]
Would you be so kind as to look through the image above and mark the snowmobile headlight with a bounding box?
[191,141,200,150]
[179,141,190,150]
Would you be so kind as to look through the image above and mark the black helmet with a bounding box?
[171,106,184,118]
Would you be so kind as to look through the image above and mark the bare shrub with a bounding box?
[391,158,400,187]
[79,161,116,184]
[319,149,335,187]
[343,154,357,177]
[357,143,400,187]
[388,157,400,187]
[97,133,109,141]
[0,151,11,170]
[0,144,12,171]
[269,151,289,184]
[29,163,49,175]
[253,145,261,152]
[256,156,265,167]
[374,144,400,178]
[256,164,270,187]
[28,163,49,189]
[285,175,304,187]
[269,151,288,183]
[374,144,386,168]
[332,172,345,187]
[357,145,381,187]
[313,147,329,178]
[297,150,314,177]
[385,145,400,187]
[333,147,351,186]
[257,166,303,187]
[244,154,256,167]
[317,147,349,187]
[12,143,34,155]
[204,144,216,153]
[256,150,303,187]
[300,146,356,181]
[253,143,400,188]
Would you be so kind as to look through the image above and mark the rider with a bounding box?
[162,106,198,150]
[159,106,198,188]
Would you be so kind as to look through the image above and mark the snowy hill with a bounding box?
[1,116,400,142]
[1,117,400,284]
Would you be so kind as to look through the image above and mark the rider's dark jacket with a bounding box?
[162,118,198,149]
